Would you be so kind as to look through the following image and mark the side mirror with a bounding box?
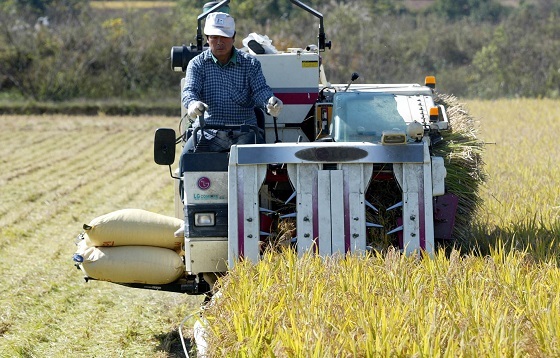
[154,128,176,165]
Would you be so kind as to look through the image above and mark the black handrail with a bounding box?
[289,0,331,51]
[192,123,261,148]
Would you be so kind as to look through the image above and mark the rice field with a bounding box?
[0,115,196,357]
[470,99,560,225]
[0,98,559,357]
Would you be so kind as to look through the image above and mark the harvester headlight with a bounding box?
[194,213,215,226]
[381,130,407,145]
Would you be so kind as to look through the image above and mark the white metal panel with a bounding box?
[287,163,319,255]
[241,165,260,261]
[317,170,332,255]
[329,170,345,254]
[185,239,228,274]
[401,167,421,255]
[342,163,373,253]
[227,150,240,268]
[288,163,373,256]
[395,140,435,255]
[422,143,435,255]
[258,52,319,88]
[228,147,267,267]
[258,52,319,126]
[246,164,267,261]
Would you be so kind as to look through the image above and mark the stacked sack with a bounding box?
[73,209,185,285]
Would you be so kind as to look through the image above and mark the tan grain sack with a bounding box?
[83,209,183,250]
[76,243,184,284]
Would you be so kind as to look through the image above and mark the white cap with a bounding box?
[204,12,235,38]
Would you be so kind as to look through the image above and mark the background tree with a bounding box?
[429,0,509,22]
[1,0,559,101]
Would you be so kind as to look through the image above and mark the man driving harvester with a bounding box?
[181,11,283,153]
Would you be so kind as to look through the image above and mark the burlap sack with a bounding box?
[83,209,183,250]
[75,242,184,284]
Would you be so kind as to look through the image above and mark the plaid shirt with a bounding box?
[182,48,273,128]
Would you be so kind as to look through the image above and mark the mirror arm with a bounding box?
[169,165,181,180]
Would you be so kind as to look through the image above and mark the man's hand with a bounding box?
[266,96,283,117]
[187,101,208,119]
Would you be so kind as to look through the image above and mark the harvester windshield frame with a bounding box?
[331,92,410,143]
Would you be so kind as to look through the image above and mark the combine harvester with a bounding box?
[72,0,483,354]
[73,1,478,353]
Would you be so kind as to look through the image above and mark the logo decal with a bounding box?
[197,177,211,190]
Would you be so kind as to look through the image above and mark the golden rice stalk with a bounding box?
[201,248,560,357]
[433,93,487,246]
